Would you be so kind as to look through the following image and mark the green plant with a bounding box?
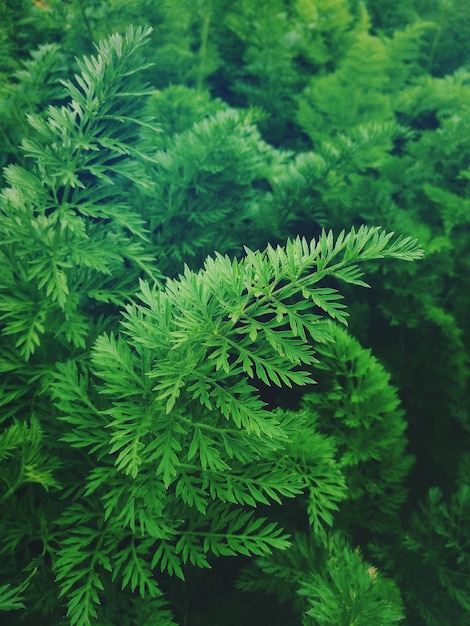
[140,105,289,275]
[0,42,67,173]
[239,531,405,626]
[3,4,470,624]
[47,227,420,625]
[0,29,423,619]
[299,322,414,535]
[371,480,470,626]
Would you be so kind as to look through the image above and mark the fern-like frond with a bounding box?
[0,25,161,359]
[0,583,26,612]
[55,500,117,626]
[301,322,413,532]
[147,107,285,275]
[91,227,422,485]
[0,415,60,502]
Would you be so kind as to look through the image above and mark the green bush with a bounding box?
[1,3,469,625]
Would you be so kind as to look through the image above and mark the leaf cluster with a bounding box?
[0,25,161,363]
[239,531,404,626]
[300,322,414,533]
[1,6,466,625]
[47,226,420,623]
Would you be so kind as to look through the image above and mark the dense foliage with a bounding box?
[1,2,469,625]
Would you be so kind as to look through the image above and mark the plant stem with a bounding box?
[197,2,212,92]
